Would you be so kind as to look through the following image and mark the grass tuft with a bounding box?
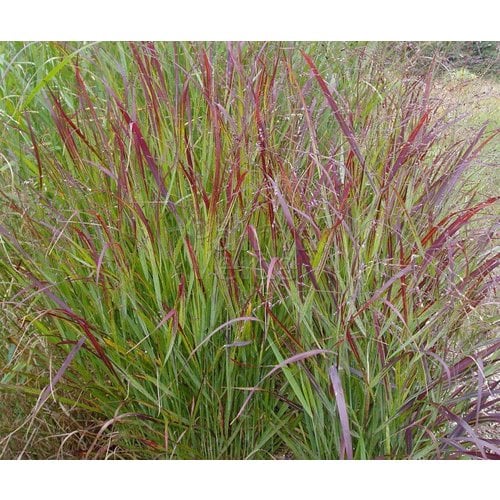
[0,41,498,459]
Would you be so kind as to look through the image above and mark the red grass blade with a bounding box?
[185,237,206,294]
[421,197,499,266]
[272,180,319,289]
[386,111,430,183]
[24,274,118,378]
[301,51,377,192]
[116,100,168,198]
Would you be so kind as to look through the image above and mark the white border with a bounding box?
[1,1,498,40]
[1,460,498,499]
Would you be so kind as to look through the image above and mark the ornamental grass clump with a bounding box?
[0,42,498,459]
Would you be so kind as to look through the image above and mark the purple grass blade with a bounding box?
[266,257,280,295]
[448,341,500,381]
[95,242,109,285]
[34,336,86,414]
[351,264,415,321]
[438,405,495,459]
[400,340,500,414]
[329,365,353,459]
[421,349,452,387]
[475,357,485,427]
[154,308,177,331]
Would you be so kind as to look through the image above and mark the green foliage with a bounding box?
[0,42,498,459]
